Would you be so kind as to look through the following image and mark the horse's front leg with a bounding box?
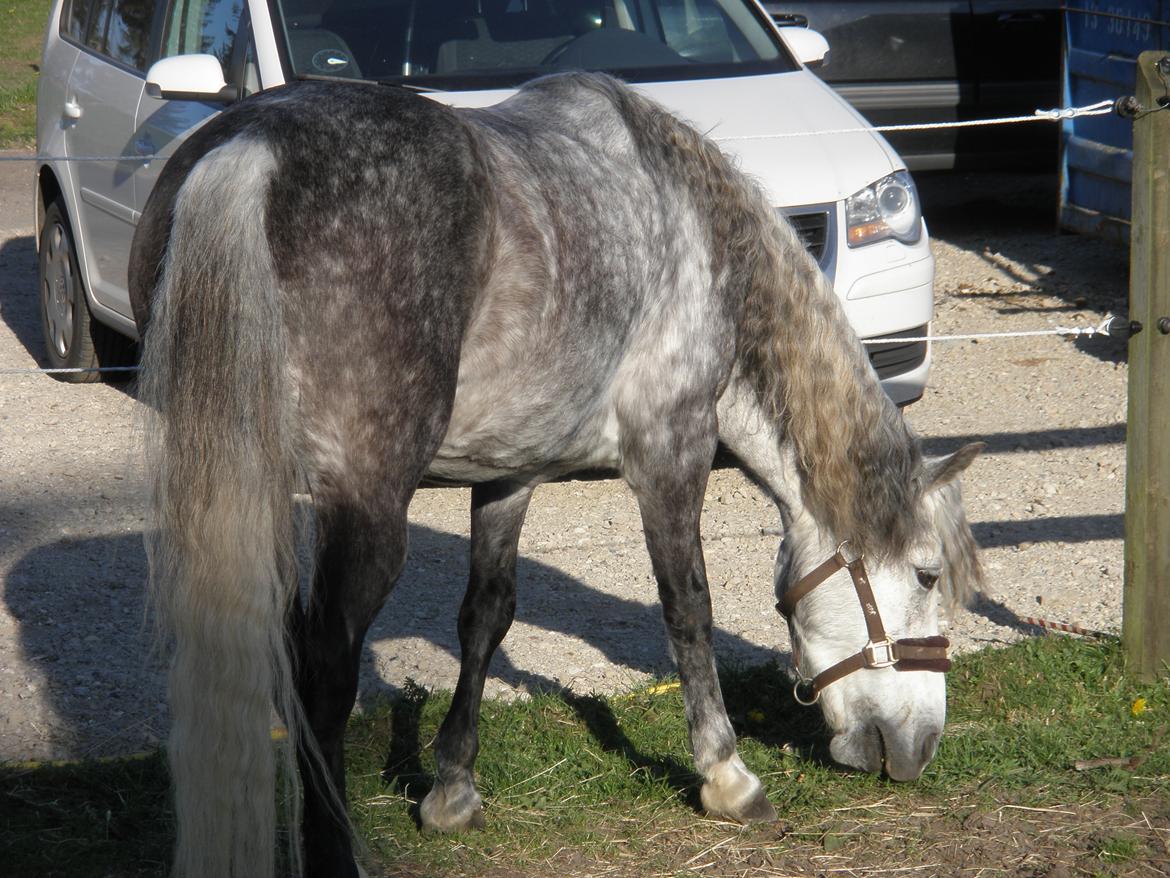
[624,415,778,825]
[420,479,535,832]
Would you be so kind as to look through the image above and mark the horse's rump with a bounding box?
[136,81,495,877]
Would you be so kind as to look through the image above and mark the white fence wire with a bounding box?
[712,99,1118,143]
[0,317,1128,375]
[0,97,1127,161]
[0,97,1135,376]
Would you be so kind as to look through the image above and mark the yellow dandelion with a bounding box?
[1131,697,1148,717]
[644,681,681,697]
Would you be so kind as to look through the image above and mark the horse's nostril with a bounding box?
[830,726,884,773]
[874,725,940,781]
[919,730,941,765]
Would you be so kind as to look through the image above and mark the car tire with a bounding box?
[38,200,136,383]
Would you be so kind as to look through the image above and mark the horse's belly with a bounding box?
[426,392,621,484]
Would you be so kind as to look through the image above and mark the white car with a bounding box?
[36,0,933,404]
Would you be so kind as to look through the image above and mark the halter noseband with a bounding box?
[775,541,951,706]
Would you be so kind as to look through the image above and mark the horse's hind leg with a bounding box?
[623,412,778,825]
[420,480,534,832]
[293,490,413,876]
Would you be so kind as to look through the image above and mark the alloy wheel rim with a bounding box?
[42,221,75,358]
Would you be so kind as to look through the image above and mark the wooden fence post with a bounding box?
[1123,51,1170,682]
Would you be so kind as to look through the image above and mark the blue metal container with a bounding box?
[1061,2,1170,240]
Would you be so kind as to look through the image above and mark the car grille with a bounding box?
[865,324,928,379]
[786,209,831,265]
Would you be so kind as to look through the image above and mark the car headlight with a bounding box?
[845,171,922,248]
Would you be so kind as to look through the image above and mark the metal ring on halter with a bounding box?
[835,539,863,564]
[792,676,820,706]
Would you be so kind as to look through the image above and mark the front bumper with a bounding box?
[786,202,935,405]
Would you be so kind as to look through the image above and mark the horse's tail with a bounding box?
[139,137,303,878]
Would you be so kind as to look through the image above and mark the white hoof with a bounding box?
[699,754,777,824]
[420,783,485,833]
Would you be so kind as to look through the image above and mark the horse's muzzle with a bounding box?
[830,722,942,781]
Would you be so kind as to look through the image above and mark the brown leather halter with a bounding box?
[775,541,952,706]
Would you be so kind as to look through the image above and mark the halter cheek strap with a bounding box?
[775,542,951,706]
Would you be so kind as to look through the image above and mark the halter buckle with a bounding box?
[862,639,897,669]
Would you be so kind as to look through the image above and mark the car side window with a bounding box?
[162,0,244,70]
[104,0,156,68]
[64,0,92,42]
[238,34,259,98]
[61,0,156,70]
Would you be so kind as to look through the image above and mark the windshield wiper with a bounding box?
[294,73,439,93]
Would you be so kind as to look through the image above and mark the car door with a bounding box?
[972,0,1060,109]
[762,1,978,169]
[968,1,1061,164]
[134,0,259,219]
[62,0,157,316]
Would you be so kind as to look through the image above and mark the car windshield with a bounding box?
[273,0,797,89]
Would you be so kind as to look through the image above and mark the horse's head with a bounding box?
[775,442,983,781]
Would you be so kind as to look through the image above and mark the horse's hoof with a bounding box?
[419,783,486,833]
[732,787,778,823]
[699,755,778,824]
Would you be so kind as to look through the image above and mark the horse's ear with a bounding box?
[920,442,985,491]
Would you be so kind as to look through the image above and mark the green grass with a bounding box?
[2,637,1168,876]
[1096,832,1145,863]
[348,636,1170,873]
[0,752,171,877]
[0,0,51,146]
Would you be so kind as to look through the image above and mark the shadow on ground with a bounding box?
[0,234,41,361]
[3,521,778,762]
[916,171,1131,365]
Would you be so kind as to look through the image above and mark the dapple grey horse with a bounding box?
[129,72,982,878]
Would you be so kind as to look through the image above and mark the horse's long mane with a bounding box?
[553,74,923,557]
[734,214,925,559]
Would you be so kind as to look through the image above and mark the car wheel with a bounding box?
[38,200,135,383]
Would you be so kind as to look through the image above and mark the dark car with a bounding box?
[762,1,1062,170]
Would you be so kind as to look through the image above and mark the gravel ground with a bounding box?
[0,154,1130,763]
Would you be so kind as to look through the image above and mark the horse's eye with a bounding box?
[916,569,940,591]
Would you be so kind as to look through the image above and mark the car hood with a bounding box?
[641,73,902,207]
[430,71,902,209]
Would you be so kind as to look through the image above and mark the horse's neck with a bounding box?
[716,374,804,526]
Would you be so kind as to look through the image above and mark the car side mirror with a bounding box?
[145,55,238,102]
[777,26,830,69]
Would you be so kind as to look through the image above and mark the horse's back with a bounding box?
[136,74,748,487]
[433,75,741,481]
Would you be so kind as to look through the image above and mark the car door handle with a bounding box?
[63,98,83,120]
